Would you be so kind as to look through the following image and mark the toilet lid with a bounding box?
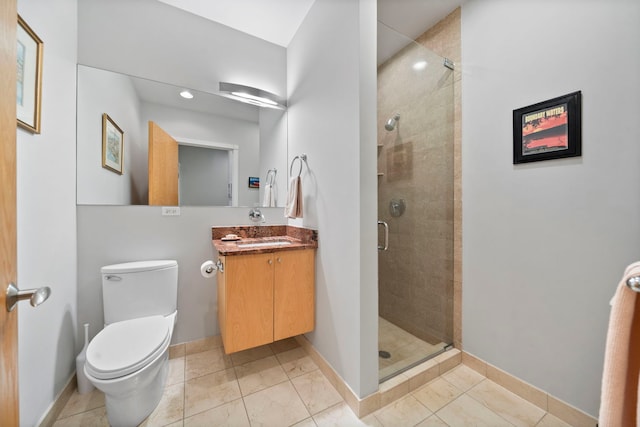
[85,315,170,380]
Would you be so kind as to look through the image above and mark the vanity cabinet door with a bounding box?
[274,249,315,341]
[221,253,274,353]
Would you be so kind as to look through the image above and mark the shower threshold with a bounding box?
[379,345,452,384]
[378,317,452,383]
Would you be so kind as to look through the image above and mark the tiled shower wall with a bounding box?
[377,9,461,347]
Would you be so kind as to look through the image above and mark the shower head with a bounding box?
[385,113,400,131]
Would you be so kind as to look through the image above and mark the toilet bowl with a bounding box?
[83,260,179,427]
[85,312,176,427]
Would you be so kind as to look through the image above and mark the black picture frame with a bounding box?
[513,91,581,164]
[248,177,259,188]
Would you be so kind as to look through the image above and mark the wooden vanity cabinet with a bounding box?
[217,248,315,354]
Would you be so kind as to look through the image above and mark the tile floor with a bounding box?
[53,338,574,426]
[378,317,446,381]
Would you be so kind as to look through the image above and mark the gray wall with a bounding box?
[462,0,640,417]
[77,206,287,345]
[77,66,145,204]
[287,0,379,398]
[179,145,229,206]
[17,0,78,425]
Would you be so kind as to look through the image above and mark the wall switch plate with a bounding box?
[162,206,181,216]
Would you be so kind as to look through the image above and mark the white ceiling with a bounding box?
[157,0,316,47]
[158,0,465,49]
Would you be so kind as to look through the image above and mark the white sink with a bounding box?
[236,241,292,248]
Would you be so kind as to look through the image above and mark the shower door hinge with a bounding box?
[444,58,455,71]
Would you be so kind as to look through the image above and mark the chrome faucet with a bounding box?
[249,208,265,223]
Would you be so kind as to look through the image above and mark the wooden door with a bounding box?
[274,249,315,341]
[222,253,274,353]
[148,121,178,205]
[1,0,20,424]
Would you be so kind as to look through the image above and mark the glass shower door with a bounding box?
[377,22,455,382]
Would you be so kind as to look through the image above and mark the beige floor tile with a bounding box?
[436,394,511,426]
[184,368,241,417]
[53,406,109,427]
[230,344,274,366]
[314,402,382,426]
[243,381,310,427]
[166,356,185,386]
[185,347,233,380]
[413,377,463,412]
[373,395,432,427]
[536,413,573,427]
[291,369,343,415]
[140,383,184,427]
[293,417,318,427]
[467,379,545,426]
[441,364,484,392]
[57,388,105,419]
[415,415,449,427]
[277,347,319,379]
[235,355,289,396]
[54,336,581,427]
[183,398,249,427]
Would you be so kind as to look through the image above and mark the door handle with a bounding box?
[377,220,389,251]
[6,282,51,312]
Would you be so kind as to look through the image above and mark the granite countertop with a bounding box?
[212,225,318,256]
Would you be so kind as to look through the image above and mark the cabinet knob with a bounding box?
[268,259,273,265]
[277,257,282,263]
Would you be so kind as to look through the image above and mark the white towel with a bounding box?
[599,261,640,426]
[284,176,303,218]
[263,183,275,207]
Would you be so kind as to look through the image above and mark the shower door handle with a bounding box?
[377,221,389,251]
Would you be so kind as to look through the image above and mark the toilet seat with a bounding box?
[85,315,170,380]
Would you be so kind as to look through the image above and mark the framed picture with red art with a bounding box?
[513,91,581,164]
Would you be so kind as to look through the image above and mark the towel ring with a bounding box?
[290,154,308,177]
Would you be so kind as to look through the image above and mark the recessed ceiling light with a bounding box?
[180,90,194,99]
[413,60,428,71]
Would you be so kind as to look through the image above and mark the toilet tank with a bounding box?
[101,260,178,325]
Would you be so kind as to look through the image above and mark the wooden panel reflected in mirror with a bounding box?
[148,121,178,206]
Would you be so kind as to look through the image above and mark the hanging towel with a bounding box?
[284,176,303,218]
[600,261,640,426]
[263,183,276,207]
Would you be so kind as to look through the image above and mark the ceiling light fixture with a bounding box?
[219,82,286,110]
[179,90,194,99]
[413,60,428,71]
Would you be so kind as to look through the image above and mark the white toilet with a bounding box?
[84,260,178,427]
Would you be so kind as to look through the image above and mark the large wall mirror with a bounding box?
[76,0,289,207]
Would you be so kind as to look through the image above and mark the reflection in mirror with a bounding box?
[76,65,288,207]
